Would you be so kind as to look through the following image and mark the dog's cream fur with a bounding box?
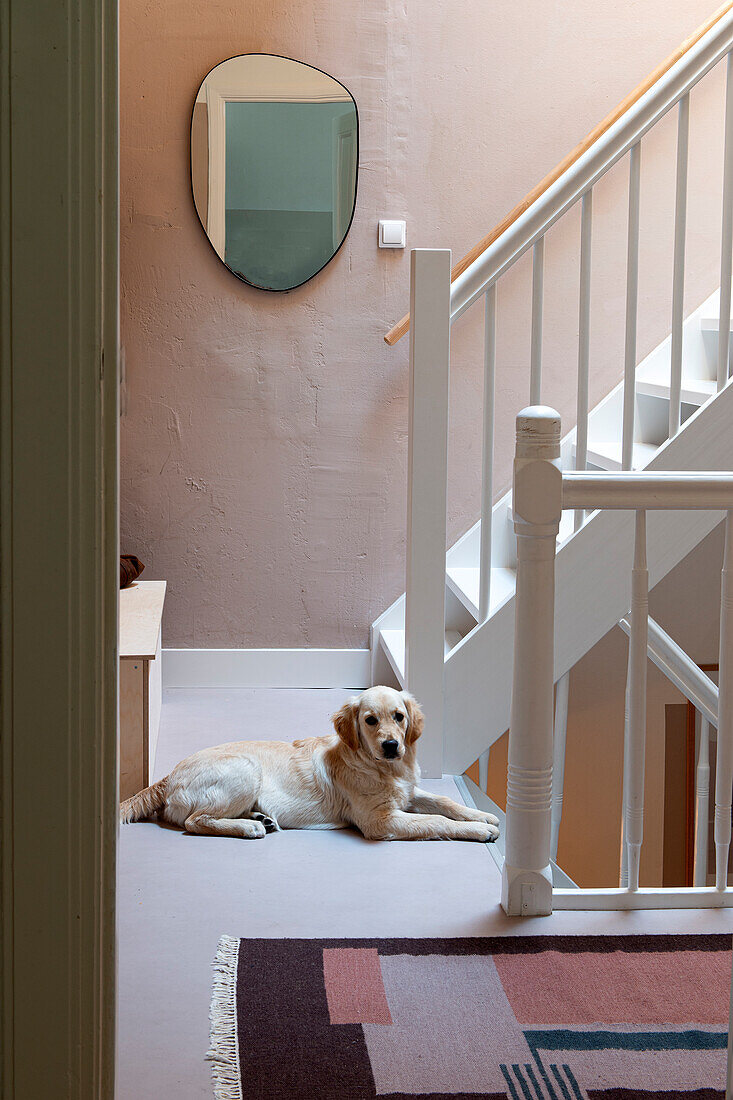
[120,686,499,842]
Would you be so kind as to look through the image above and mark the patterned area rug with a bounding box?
[207,934,731,1100]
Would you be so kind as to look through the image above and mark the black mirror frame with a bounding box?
[189,53,359,293]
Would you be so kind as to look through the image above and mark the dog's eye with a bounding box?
[394,712,404,722]
[364,715,378,726]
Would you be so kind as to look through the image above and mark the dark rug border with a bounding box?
[237,933,731,955]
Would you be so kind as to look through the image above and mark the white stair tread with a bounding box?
[583,440,659,471]
[558,507,577,543]
[379,627,463,683]
[447,512,576,621]
[379,629,405,682]
[636,366,715,405]
[445,565,516,620]
[701,316,733,333]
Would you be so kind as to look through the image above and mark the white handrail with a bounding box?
[449,10,733,324]
[618,614,719,725]
[563,472,733,510]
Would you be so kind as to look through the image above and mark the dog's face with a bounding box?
[332,686,424,762]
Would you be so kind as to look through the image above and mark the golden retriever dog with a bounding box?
[120,685,500,843]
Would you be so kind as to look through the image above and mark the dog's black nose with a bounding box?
[382,740,399,759]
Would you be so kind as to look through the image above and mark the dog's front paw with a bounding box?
[477,810,500,827]
[479,821,500,843]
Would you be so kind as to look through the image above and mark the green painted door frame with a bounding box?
[1,0,118,1094]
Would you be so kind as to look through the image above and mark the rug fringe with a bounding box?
[206,935,242,1100]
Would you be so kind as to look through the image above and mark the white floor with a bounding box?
[116,687,733,1099]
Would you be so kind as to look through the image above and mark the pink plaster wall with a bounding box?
[120,0,724,648]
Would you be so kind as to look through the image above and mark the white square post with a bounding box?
[405,249,451,779]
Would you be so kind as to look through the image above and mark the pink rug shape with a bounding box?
[322,947,393,1025]
[494,945,732,1026]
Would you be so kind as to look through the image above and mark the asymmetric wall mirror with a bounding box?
[191,54,358,291]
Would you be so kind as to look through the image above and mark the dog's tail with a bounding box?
[120,777,168,824]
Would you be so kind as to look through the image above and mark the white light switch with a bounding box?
[379,219,406,248]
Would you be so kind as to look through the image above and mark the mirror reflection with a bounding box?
[191,54,358,291]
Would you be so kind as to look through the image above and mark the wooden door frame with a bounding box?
[1,0,118,1093]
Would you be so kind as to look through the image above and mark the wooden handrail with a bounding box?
[384,0,733,346]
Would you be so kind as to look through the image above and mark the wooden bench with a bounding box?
[119,580,166,800]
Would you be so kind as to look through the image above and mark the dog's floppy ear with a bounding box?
[332,697,360,753]
[402,693,425,745]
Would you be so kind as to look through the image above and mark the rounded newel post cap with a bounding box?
[515,406,561,457]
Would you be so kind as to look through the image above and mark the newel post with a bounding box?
[501,406,562,917]
[404,248,452,780]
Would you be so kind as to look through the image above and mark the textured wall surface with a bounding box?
[121,0,723,648]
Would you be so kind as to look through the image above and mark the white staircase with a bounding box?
[371,292,733,774]
[372,9,733,784]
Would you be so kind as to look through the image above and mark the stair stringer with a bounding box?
[442,377,733,776]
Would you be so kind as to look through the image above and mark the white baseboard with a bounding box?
[162,648,371,690]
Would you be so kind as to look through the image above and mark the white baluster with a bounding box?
[530,238,544,406]
[625,509,648,891]
[619,663,631,887]
[669,94,689,438]
[405,249,452,780]
[575,189,592,532]
[479,284,497,623]
[478,748,490,795]
[693,715,711,887]
[622,142,641,471]
[551,672,570,863]
[502,406,562,917]
[719,53,733,393]
[715,512,733,889]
